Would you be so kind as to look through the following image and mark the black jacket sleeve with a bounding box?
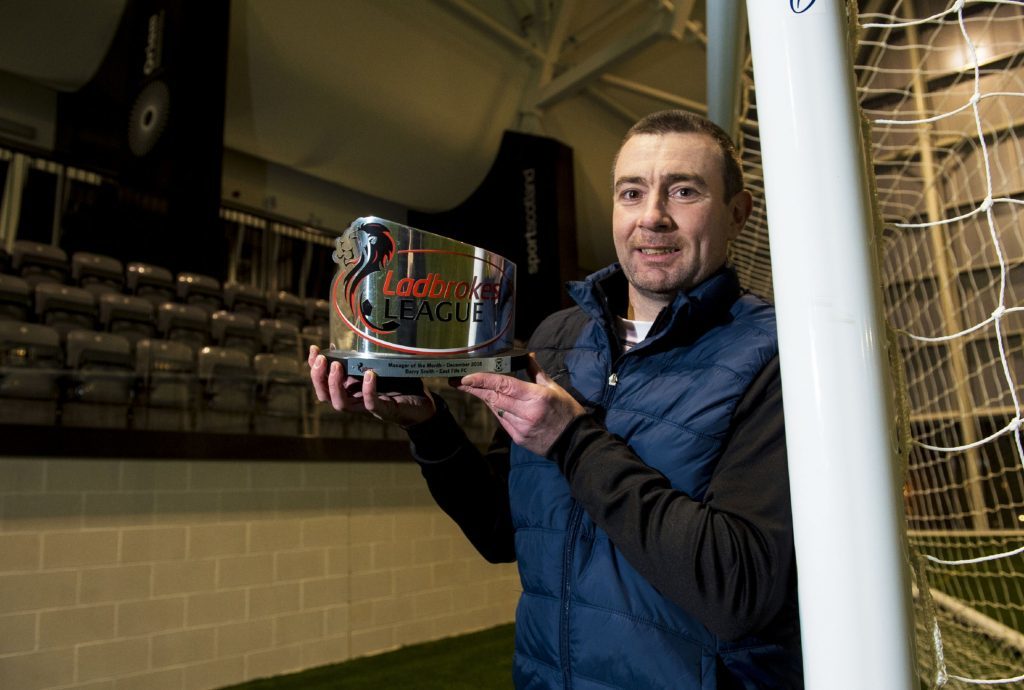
[405,396,516,563]
[547,355,796,641]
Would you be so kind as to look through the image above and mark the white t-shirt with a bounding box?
[616,317,655,351]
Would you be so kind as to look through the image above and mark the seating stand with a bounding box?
[253,354,306,436]
[270,291,307,329]
[305,298,330,328]
[210,311,260,358]
[223,283,267,322]
[126,263,175,306]
[176,273,222,315]
[134,339,197,431]
[0,322,62,425]
[62,330,134,429]
[0,274,32,322]
[259,318,300,357]
[72,252,124,297]
[99,294,156,351]
[156,303,210,355]
[35,283,97,340]
[196,346,254,434]
[300,325,329,353]
[11,241,68,287]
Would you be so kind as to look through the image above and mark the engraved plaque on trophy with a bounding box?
[326,216,527,378]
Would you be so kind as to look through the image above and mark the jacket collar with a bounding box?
[567,263,741,344]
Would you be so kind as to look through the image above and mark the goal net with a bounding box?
[733,0,1024,685]
[858,0,1024,685]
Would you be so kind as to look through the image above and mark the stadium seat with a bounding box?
[196,346,254,434]
[11,240,68,287]
[253,353,306,436]
[134,338,196,431]
[72,252,124,297]
[259,318,299,356]
[156,303,210,355]
[0,248,10,274]
[210,310,260,357]
[270,290,307,328]
[0,274,32,322]
[300,324,329,352]
[222,282,267,321]
[176,272,222,315]
[126,262,175,306]
[315,408,345,438]
[0,321,62,425]
[62,330,133,429]
[306,298,330,327]
[99,294,156,350]
[35,283,97,339]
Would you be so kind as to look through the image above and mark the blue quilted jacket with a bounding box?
[510,265,798,689]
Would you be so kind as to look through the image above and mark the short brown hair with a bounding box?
[615,110,745,200]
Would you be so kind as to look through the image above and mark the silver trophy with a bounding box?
[326,216,527,378]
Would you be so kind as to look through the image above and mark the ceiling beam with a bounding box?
[436,0,546,60]
[538,0,578,86]
[598,73,706,114]
[563,0,648,51]
[598,73,760,130]
[532,0,696,109]
[585,86,642,125]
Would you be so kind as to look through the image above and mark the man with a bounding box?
[309,110,802,688]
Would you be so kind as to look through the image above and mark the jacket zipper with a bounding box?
[560,353,621,687]
[603,308,666,393]
[560,502,583,690]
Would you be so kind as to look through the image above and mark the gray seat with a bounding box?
[305,298,330,328]
[72,252,124,297]
[99,294,156,349]
[196,346,254,433]
[156,302,209,355]
[270,291,307,329]
[223,283,267,322]
[35,283,97,339]
[259,318,299,356]
[62,330,133,429]
[0,274,32,322]
[176,273,222,315]
[134,339,196,431]
[300,324,329,352]
[0,321,62,425]
[126,262,175,306]
[253,353,306,436]
[11,240,68,287]
[210,310,260,357]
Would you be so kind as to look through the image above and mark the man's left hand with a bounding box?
[455,355,585,456]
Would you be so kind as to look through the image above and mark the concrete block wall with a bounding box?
[0,456,520,690]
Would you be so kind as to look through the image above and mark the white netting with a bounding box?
[731,1,1024,685]
[731,54,775,303]
[860,0,1024,686]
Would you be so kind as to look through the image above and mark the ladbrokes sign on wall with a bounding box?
[328,217,519,377]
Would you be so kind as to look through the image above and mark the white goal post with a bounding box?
[745,2,918,689]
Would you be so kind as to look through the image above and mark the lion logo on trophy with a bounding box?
[334,220,398,334]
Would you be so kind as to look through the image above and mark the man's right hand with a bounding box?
[308,345,437,428]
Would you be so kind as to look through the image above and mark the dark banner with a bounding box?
[55,0,230,278]
[409,130,577,341]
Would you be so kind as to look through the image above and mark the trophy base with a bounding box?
[324,349,530,379]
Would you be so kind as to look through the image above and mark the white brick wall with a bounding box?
[0,456,520,690]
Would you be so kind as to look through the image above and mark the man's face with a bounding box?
[612,132,751,318]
